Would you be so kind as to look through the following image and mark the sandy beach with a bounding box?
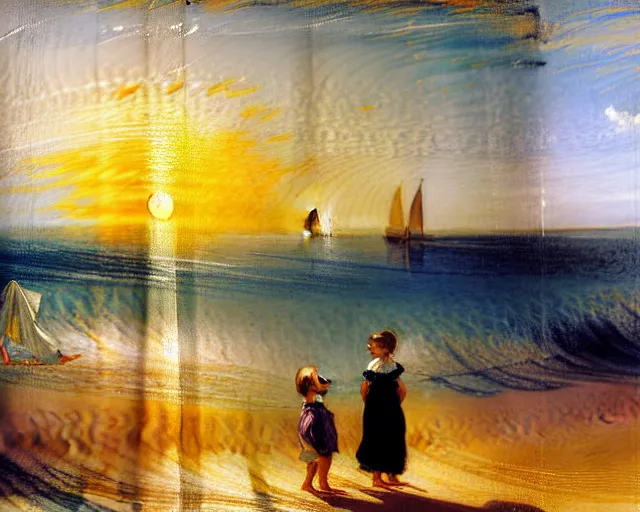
[1,376,638,512]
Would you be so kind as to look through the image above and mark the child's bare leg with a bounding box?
[372,471,385,487]
[317,455,341,492]
[301,461,318,492]
[385,473,406,485]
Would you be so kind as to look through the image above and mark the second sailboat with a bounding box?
[384,180,432,243]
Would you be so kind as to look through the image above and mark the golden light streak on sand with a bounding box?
[144,213,181,511]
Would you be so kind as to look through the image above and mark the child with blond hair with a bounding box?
[295,366,342,494]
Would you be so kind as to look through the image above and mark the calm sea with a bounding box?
[0,230,639,407]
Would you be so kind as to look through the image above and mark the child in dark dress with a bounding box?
[356,330,408,487]
[295,366,342,494]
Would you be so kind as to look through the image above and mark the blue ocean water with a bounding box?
[0,230,639,405]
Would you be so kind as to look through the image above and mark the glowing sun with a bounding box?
[147,191,174,220]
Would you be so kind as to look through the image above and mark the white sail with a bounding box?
[0,280,60,364]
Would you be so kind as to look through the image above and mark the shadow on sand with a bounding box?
[484,501,546,512]
[316,486,546,512]
[0,454,127,511]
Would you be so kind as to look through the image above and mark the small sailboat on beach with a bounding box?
[0,280,80,365]
[384,180,432,244]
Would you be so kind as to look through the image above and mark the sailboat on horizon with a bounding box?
[384,180,433,243]
[303,208,323,238]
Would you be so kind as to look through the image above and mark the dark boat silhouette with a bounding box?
[303,208,323,238]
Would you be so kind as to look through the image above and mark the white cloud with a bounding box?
[605,106,640,131]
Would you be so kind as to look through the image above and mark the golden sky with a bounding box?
[22,79,316,243]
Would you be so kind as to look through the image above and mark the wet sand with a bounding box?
[0,379,638,511]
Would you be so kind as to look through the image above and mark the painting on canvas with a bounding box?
[0,0,639,510]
